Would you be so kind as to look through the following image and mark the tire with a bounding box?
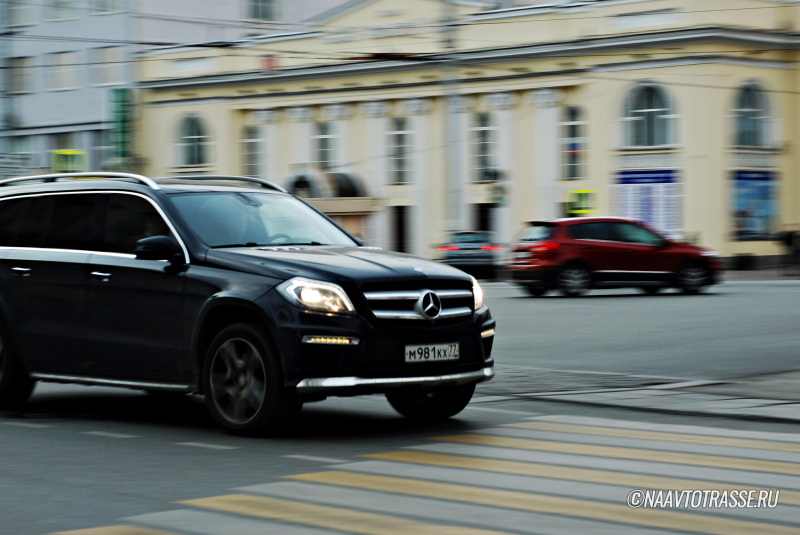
[386,383,475,421]
[558,264,591,297]
[524,286,548,297]
[640,287,662,295]
[677,263,707,295]
[202,323,300,436]
[0,326,36,410]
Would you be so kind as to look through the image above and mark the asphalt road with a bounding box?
[2,279,800,534]
[487,279,800,380]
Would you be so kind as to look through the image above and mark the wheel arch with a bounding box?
[192,297,280,393]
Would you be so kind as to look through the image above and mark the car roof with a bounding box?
[526,217,641,226]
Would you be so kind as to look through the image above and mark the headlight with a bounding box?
[471,276,484,310]
[278,277,355,314]
[701,251,719,257]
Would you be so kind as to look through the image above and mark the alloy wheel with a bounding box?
[560,267,590,296]
[209,338,267,425]
[679,265,706,294]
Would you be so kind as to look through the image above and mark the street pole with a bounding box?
[442,0,462,234]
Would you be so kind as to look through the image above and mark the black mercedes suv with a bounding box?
[0,173,495,435]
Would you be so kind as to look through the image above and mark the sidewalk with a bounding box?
[510,371,800,423]
[723,267,800,282]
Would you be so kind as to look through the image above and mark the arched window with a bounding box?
[561,107,586,179]
[734,85,768,147]
[625,85,672,147]
[179,115,209,166]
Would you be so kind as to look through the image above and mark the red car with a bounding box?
[508,217,724,297]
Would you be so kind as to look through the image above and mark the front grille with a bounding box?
[363,287,474,324]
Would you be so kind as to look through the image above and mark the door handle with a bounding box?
[11,267,31,276]
[91,271,112,281]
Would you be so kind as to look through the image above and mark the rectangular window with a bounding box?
[8,0,34,25]
[47,51,80,90]
[313,122,337,171]
[471,113,498,182]
[91,0,124,13]
[91,130,112,171]
[10,136,36,170]
[49,0,79,20]
[90,47,125,85]
[392,205,410,253]
[387,117,412,184]
[248,0,276,21]
[241,126,264,178]
[8,57,34,94]
[561,107,586,179]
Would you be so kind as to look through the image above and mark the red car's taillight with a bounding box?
[530,242,560,255]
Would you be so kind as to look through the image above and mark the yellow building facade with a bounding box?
[137,0,800,263]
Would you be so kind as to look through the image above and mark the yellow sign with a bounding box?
[567,189,597,215]
[51,150,87,174]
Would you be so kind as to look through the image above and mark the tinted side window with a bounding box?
[15,197,50,248]
[613,223,662,246]
[569,222,615,241]
[103,194,173,255]
[44,194,104,251]
[0,198,26,246]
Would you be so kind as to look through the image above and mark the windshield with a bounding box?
[169,192,358,248]
[452,232,493,244]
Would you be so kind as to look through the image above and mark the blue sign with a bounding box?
[616,170,679,236]
[733,171,776,241]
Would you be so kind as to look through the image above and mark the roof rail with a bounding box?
[158,175,287,193]
[0,172,161,190]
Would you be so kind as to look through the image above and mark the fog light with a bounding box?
[302,336,360,345]
[481,328,496,338]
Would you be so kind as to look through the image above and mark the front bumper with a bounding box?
[296,365,494,395]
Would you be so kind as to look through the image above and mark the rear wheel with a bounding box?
[524,286,548,297]
[559,264,591,297]
[386,383,475,421]
[677,263,707,295]
[203,323,300,436]
[0,328,36,410]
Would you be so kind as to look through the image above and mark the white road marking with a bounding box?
[283,455,349,464]
[530,415,800,443]
[3,421,51,428]
[83,431,139,439]
[176,442,239,450]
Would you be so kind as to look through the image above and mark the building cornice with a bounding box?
[139,26,798,92]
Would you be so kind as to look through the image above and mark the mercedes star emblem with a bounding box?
[416,290,442,320]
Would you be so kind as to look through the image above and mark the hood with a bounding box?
[204,245,471,285]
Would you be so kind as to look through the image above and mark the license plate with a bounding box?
[405,343,460,363]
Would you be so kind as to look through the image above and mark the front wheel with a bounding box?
[203,323,300,436]
[0,327,36,410]
[386,383,475,421]
[677,263,707,295]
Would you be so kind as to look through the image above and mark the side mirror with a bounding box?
[135,236,184,264]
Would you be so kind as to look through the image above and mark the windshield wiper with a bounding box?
[271,241,327,246]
